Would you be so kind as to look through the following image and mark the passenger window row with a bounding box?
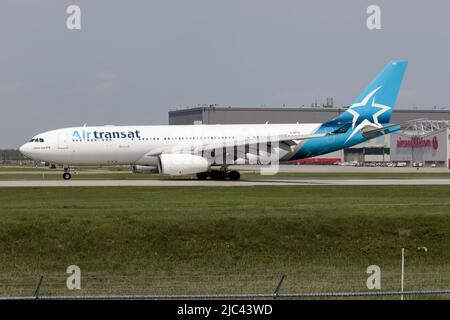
[71,136,240,142]
[163,136,236,140]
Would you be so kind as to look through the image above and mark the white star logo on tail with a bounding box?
[345,86,391,142]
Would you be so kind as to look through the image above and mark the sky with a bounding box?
[1,0,449,148]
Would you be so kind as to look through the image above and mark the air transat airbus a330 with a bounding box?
[20,61,409,180]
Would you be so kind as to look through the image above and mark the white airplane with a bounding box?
[19,61,408,180]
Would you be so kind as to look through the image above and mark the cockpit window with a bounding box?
[39,138,44,142]
[29,138,35,142]
[29,138,44,143]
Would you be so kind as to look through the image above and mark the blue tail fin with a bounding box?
[293,61,408,160]
[333,61,408,126]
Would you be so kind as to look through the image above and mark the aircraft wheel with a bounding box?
[210,170,227,180]
[227,171,240,180]
[63,172,72,180]
[196,172,209,180]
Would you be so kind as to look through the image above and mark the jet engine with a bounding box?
[158,154,210,175]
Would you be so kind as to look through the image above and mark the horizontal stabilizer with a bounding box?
[361,119,426,138]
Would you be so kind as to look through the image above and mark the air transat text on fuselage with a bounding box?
[72,130,141,140]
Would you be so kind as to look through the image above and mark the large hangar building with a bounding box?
[169,105,450,168]
[390,121,450,168]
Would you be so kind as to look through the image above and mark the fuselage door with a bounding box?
[119,138,130,148]
[58,133,69,149]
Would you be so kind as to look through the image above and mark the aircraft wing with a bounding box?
[145,131,340,156]
[197,131,338,154]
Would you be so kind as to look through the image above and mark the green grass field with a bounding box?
[0,185,449,298]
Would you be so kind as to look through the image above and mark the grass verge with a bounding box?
[0,185,449,298]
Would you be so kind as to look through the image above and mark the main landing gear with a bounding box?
[62,166,72,180]
[196,170,241,181]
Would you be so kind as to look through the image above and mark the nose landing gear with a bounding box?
[62,166,72,180]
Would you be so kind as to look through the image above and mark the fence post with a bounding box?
[401,248,405,300]
[34,276,44,300]
[273,274,287,299]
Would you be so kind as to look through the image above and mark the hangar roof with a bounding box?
[169,105,450,125]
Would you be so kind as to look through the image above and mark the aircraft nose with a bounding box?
[19,143,30,157]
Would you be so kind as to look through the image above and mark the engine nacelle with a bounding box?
[245,152,272,165]
[158,154,210,176]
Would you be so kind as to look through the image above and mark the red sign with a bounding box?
[396,136,439,150]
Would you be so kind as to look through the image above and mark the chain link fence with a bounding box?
[1,268,449,300]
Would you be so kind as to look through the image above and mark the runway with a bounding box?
[1,178,450,187]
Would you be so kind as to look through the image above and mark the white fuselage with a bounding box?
[19,123,322,166]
